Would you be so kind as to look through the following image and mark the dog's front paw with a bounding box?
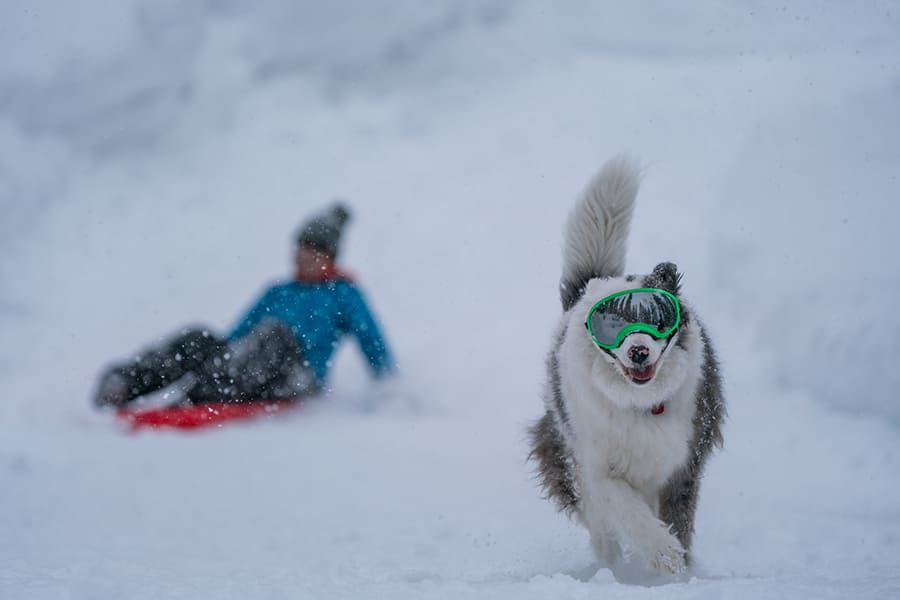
[646,531,687,575]
[630,521,686,575]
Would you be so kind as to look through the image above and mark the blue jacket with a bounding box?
[228,279,394,384]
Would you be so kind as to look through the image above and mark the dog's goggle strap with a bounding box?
[585,288,681,350]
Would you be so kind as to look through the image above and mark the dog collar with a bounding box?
[650,402,665,416]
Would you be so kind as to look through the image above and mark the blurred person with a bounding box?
[92,201,395,408]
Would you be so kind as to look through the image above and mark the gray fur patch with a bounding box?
[657,324,725,553]
[528,324,579,514]
[560,279,589,313]
[527,411,579,515]
[658,467,700,555]
[547,328,572,435]
[690,327,726,467]
[642,262,682,295]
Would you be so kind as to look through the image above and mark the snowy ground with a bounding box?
[2,2,900,598]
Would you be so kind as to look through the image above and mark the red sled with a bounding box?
[116,400,298,431]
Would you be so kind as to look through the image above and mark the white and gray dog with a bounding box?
[529,156,725,574]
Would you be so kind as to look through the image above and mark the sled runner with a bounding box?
[116,400,298,431]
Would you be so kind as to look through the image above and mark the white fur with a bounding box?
[562,156,641,283]
[555,159,705,574]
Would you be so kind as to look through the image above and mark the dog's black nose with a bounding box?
[629,345,650,365]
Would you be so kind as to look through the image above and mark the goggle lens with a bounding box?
[586,288,681,349]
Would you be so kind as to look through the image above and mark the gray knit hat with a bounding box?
[295,201,352,258]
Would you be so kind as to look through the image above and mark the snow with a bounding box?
[2,1,900,598]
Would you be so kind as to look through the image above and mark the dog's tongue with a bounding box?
[628,364,656,382]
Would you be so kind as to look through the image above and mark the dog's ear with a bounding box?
[645,262,682,295]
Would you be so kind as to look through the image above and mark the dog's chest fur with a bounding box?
[559,335,698,500]
[570,388,695,499]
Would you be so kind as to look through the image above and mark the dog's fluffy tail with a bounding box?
[560,155,641,311]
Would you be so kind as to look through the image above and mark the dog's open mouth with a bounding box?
[624,363,656,384]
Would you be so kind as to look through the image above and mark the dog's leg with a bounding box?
[658,468,699,561]
[588,528,622,566]
[582,476,687,574]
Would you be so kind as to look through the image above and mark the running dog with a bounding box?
[529,156,725,574]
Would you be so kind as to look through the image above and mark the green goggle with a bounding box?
[585,287,681,350]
